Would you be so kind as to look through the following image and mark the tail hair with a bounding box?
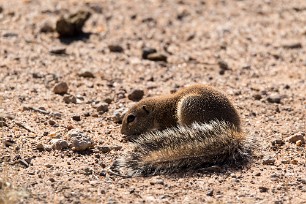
[111,120,253,177]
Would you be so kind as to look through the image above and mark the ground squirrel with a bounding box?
[112,84,252,176]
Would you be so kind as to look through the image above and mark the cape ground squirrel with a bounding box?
[112,84,252,176]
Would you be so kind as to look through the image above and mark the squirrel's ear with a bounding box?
[142,105,150,114]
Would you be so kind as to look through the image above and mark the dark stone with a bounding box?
[218,60,230,70]
[253,94,262,100]
[72,115,81,121]
[128,89,144,101]
[206,189,214,196]
[282,43,302,49]
[267,95,281,103]
[259,186,269,192]
[56,10,91,37]
[108,45,124,53]
[142,47,157,59]
[146,53,167,62]
[49,47,66,55]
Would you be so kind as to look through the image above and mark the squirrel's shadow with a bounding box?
[162,165,251,179]
[140,162,252,179]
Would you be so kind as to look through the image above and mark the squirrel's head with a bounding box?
[121,100,155,139]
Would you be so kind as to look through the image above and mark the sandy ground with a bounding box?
[0,0,305,203]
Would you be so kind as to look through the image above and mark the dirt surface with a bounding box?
[0,0,306,203]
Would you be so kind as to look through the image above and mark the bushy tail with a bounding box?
[111,121,253,177]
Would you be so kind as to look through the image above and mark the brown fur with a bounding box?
[114,84,252,176]
[121,84,241,139]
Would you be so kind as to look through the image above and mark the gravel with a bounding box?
[1,0,306,203]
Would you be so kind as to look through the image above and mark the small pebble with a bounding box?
[271,139,285,146]
[19,159,29,168]
[267,94,281,103]
[128,89,144,101]
[150,178,164,185]
[206,189,214,196]
[66,124,74,130]
[218,60,229,70]
[98,146,111,153]
[48,120,56,126]
[72,115,81,121]
[296,140,303,146]
[83,167,93,175]
[78,70,95,78]
[282,43,302,49]
[103,98,113,104]
[142,47,157,59]
[63,95,77,104]
[281,159,290,164]
[52,112,62,119]
[253,94,262,100]
[96,102,109,113]
[129,188,135,194]
[286,133,305,144]
[2,32,18,38]
[112,146,122,151]
[83,112,90,117]
[262,156,275,165]
[0,116,7,127]
[49,47,66,55]
[50,139,69,150]
[99,171,107,177]
[92,113,99,117]
[3,138,15,147]
[36,143,45,151]
[53,82,68,94]
[38,107,47,111]
[242,65,251,69]
[40,21,54,33]
[255,172,261,176]
[45,164,53,168]
[259,186,269,192]
[32,72,44,79]
[291,159,298,165]
[108,44,124,53]
[68,129,94,151]
[146,53,167,62]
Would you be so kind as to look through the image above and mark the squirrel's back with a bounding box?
[175,85,241,130]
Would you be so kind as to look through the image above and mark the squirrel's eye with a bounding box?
[127,115,135,123]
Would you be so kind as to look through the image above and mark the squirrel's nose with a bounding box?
[121,126,127,135]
